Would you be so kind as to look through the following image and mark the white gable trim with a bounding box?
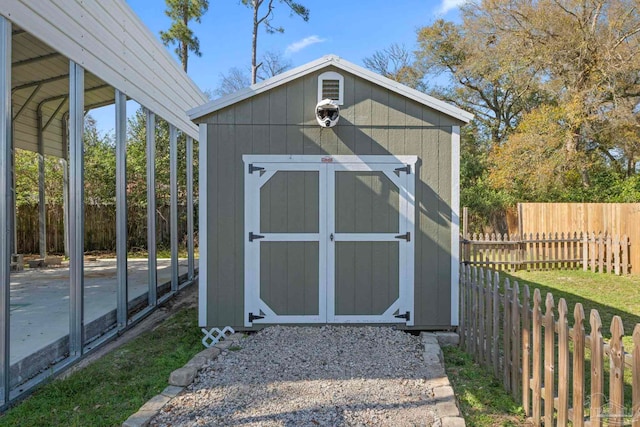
[188,55,473,124]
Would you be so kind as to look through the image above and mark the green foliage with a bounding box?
[160,0,209,72]
[0,307,202,427]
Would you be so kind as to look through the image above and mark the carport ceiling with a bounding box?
[12,26,115,158]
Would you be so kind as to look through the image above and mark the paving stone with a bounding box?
[421,332,439,345]
[440,416,466,427]
[122,409,155,427]
[195,346,221,361]
[434,332,460,347]
[139,394,171,412]
[185,354,207,370]
[169,367,197,386]
[433,385,456,400]
[226,332,245,341]
[436,400,462,418]
[161,385,183,398]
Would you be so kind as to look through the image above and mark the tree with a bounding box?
[363,44,425,91]
[415,18,543,145]
[214,51,292,97]
[160,0,209,72]
[242,0,309,84]
[468,0,640,186]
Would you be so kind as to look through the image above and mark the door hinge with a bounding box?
[395,232,411,242]
[249,232,265,242]
[395,164,411,174]
[249,164,265,174]
[249,312,264,322]
[395,311,410,321]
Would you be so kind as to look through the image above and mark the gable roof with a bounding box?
[188,55,473,123]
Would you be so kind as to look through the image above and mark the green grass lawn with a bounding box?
[446,268,640,426]
[0,308,202,427]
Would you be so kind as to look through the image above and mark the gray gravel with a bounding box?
[151,326,439,426]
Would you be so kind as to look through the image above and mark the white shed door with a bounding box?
[244,155,416,327]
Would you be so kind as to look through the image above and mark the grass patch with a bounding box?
[0,307,202,427]
[503,269,640,349]
[442,346,525,426]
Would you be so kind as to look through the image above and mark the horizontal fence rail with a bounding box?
[460,232,630,275]
[459,265,640,426]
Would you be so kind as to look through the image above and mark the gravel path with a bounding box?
[151,326,441,426]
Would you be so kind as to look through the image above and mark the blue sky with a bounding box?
[93,0,466,133]
[126,0,465,93]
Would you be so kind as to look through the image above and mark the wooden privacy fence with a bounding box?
[460,232,631,275]
[460,265,640,426]
[16,203,196,254]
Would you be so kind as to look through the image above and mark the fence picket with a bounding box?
[484,269,493,369]
[590,310,604,427]
[557,298,569,426]
[493,272,500,378]
[633,325,640,427]
[459,266,466,349]
[573,303,585,427]
[583,232,589,272]
[511,282,520,401]
[532,288,543,425]
[503,279,512,392]
[609,316,625,427]
[598,232,605,273]
[471,267,478,357]
[591,231,597,273]
[614,235,621,275]
[522,284,531,417]
[543,293,555,426]
[623,235,629,274]
[606,233,612,273]
[478,271,486,363]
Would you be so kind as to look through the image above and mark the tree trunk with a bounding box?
[251,1,259,84]
[182,3,189,72]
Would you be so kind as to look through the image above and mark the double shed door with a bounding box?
[243,155,416,327]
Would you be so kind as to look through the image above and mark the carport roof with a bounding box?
[4,0,208,158]
[188,54,474,124]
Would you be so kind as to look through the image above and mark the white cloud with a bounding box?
[285,35,326,55]
[437,0,470,15]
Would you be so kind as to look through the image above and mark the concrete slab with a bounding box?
[9,258,197,364]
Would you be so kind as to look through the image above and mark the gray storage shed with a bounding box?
[190,55,472,332]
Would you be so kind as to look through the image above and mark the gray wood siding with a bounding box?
[260,171,319,233]
[201,67,459,328]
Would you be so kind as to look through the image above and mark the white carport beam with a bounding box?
[0,15,11,407]
[68,61,85,357]
[115,89,128,328]
[170,125,178,291]
[146,109,157,305]
[186,136,194,280]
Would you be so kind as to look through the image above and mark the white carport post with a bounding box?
[37,109,46,258]
[0,15,12,406]
[186,136,194,281]
[115,90,128,327]
[68,61,84,357]
[61,114,69,258]
[146,109,157,305]
[169,124,178,291]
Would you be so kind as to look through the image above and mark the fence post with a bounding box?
[633,324,640,427]
[573,303,585,427]
[543,293,555,426]
[522,284,531,417]
[590,309,604,427]
[503,278,512,393]
[557,298,569,426]
[583,231,588,272]
[532,288,543,426]
[609,316,625,427]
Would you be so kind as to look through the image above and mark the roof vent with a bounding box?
[318,71,344,105]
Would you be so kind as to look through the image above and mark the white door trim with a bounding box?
[243,155,417,327]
